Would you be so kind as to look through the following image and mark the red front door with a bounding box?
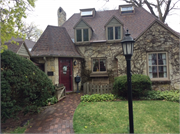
[59,58,73,91]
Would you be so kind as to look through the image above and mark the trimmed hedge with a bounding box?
[113,74,152,98]
[1,50,55,122]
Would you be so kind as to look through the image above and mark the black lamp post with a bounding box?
[121,29,135,133]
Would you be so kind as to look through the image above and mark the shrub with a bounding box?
[46,96,58,105]
[81,94,115,102]
[113,74,152,98]
[141,90,179,102]
[1,50,55,122]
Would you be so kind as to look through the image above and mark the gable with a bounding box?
[76,21,89,28]
[107,18,121,26]
[17,43,29,57]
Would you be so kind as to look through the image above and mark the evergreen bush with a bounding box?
[113,74,152,98]
[1,50,55,122]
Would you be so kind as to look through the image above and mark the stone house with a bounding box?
[31,5,180,92]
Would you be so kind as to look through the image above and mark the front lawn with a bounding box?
[73,100,179,133]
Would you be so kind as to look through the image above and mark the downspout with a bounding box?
[43,57,47,74]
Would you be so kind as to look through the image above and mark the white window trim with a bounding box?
[147,52,169,81]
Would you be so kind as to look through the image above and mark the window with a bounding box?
[148,53,168,79]
[81,11,93,16]
[76,29,89,42]
[92,59,106,72]
[108,26,121,40]
[121,6,134,14]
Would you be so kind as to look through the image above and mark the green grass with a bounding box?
[73,100,179,133]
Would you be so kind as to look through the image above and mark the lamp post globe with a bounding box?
[121,29,135,133]
[121,29,135,57]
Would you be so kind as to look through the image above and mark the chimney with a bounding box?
[57,7,66,26]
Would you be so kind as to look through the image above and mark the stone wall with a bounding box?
[117,22,179,90]
[76,22,180,90]
[45,57,59,85]
[73,58,82,91]
[77,42,121,84]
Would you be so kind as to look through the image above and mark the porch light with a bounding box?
[121,29,135,133]
[74,60,77,66]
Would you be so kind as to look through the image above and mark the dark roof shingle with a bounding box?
[62,7,158,41]
[5,41,24,53]
[31,26,82,58]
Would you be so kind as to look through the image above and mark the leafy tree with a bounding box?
[106,0,180,23]
[20,22,43,42]
[0,0,36,52]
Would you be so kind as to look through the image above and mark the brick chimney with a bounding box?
[57,7,66,26]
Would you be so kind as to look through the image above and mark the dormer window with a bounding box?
[119,5,135,14]
[81,11,93,16]
[74,19,92,43]
[108,26,121,40]
[76,29,89,42]
[105,17,123,41]
[80,8,96,17]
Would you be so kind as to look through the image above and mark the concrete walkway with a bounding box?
[25,92,83,134]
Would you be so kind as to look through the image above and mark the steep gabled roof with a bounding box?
[5,41,31,56]
[31,25,82,58]
[8,37,36,49]
[62,6,179,41]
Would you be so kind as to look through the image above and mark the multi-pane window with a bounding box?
[108,26,121,40]
[148,53,167,79]
[76,29,89,42]
[92,59,106,72]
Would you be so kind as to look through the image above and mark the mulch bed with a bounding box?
[1,109,45,133]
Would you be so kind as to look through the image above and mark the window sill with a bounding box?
[75,42,90,45]
[90,72,108,77]
[106,40,122,44]
[151,79,171,84]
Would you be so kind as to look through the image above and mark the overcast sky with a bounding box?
[25,0,180,33]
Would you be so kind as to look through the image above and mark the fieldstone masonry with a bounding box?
[58,7,66,26]
[45,57,59,85]
[77,22,180,90]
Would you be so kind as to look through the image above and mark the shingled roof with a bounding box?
[8,37,36,49]
[31,26,82,58]
[5,41,31,56]
[62,6,178,41]
[5,41,24,53]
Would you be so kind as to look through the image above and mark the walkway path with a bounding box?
[25,92,83,134]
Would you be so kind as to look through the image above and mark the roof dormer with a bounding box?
[105,16,124,41]
[119,4,135,14]
[73,19,93,43]
[80,8,96,17]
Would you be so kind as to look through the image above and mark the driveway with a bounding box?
[25,92,83,134]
